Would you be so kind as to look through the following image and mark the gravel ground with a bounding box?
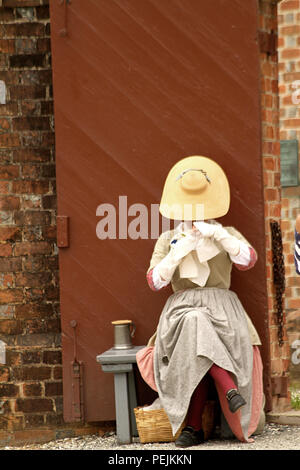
[3,423,300,451]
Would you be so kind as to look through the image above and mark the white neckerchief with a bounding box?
[173,220,221,287]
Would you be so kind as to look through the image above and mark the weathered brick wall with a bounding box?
[0,0,107,446]
[278,0,300,385]
[259,0,291,412]
[0,0,62,441]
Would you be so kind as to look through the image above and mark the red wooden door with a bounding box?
[49,0,269,422]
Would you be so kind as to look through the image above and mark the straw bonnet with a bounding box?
[159,155,230,221]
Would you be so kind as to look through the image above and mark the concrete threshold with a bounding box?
[267,410,300,425]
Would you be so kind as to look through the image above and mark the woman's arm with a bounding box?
[146,231,198,291]
[193,222,257,271]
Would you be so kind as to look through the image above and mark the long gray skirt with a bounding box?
[153,287,254,440]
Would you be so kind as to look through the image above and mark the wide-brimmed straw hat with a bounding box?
[159,155,230,221]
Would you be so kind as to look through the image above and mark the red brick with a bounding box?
[24,414,45,429]
[11,429,55,446]
[0,289,23,304]
[0,39,15,54]
[264,188,280,202]
[0,384,19,397]
[280,25,300,35]
[0,227,21,242]
[15,398,53,413]
[283,118,300,127]
[26,317,60,334]
[6,350,21,367]
[0,257,21,272]
[43,350,62,365]
[0,244,13,257]
[14,210,51,226]
[0,118,11,132]
[22,256,45,272]
[0,320,23,335]
[22,351,42,364]
[20,165,42,181]
[283,72,300,83]
[288,298,300,309]
[263,157,276,170]
[0,9,15,22]
[15,302,53,319]
[22,383,42,397]
[12,180,49,194]
[279,0,299,10]
[0,181,10,193]
[13,148,51,163]
[0,103,18,116]
[14,241,52,256]
[53,366,62,380]
[12,117,50,131]
[9,85,46,100]
[15,271,52,288]
[42,224,57,240]
[282,48,300,59]
[45,381,63,397]
[3,0,41,5]
[41,132,55,147]
[1,273,14,288]
[0,367,10,382]
[10,54,45,69]
[0,165,19,178]
[13,366,51,381]
[270,203,281,218]
[0,133,20,149]
[0,196,20,210]
[4,22,45,38]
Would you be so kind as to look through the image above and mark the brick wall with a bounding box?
[278,0,300,386]
[0,0,111,446]
[259,0,291,412]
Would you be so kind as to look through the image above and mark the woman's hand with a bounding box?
[170,232,199,261]
[192,221,219,238]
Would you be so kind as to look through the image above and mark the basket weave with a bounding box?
[134,400,216,444]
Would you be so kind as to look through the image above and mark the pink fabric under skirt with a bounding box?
[136,344,263,441]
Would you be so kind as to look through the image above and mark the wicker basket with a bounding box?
[134,400,216,444]
[134,407,184,443]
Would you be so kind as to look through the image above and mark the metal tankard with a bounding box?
[111,320,136,350]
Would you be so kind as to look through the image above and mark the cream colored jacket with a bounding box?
[147,226,261,346]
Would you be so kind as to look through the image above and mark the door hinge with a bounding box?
[71,359,84,421]
[271,376,289,398]
[57,215,69,248]
[59,0,71,37]
[70,320,84,421]
[258,30,277,55]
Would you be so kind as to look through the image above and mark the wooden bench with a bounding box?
[96,345,145,444]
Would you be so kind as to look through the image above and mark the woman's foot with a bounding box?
[175,426,204,448]
[226,389,246,413]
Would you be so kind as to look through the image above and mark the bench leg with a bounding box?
[128,370,138,437]
[114,372,131,444]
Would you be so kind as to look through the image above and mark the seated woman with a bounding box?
[137,155,264,447]
[295,215,300,275]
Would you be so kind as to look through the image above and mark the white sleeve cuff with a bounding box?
[229,241,251,266]
[152,264,170,289]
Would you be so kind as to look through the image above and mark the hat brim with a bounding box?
[159,155,230,221]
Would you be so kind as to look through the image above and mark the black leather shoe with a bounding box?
[226,389,246,413]
[175,426,205,448]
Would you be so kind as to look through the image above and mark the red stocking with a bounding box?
[186,374,210,431]
[208,363,236,395]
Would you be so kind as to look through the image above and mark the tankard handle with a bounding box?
[130,322,136,338]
